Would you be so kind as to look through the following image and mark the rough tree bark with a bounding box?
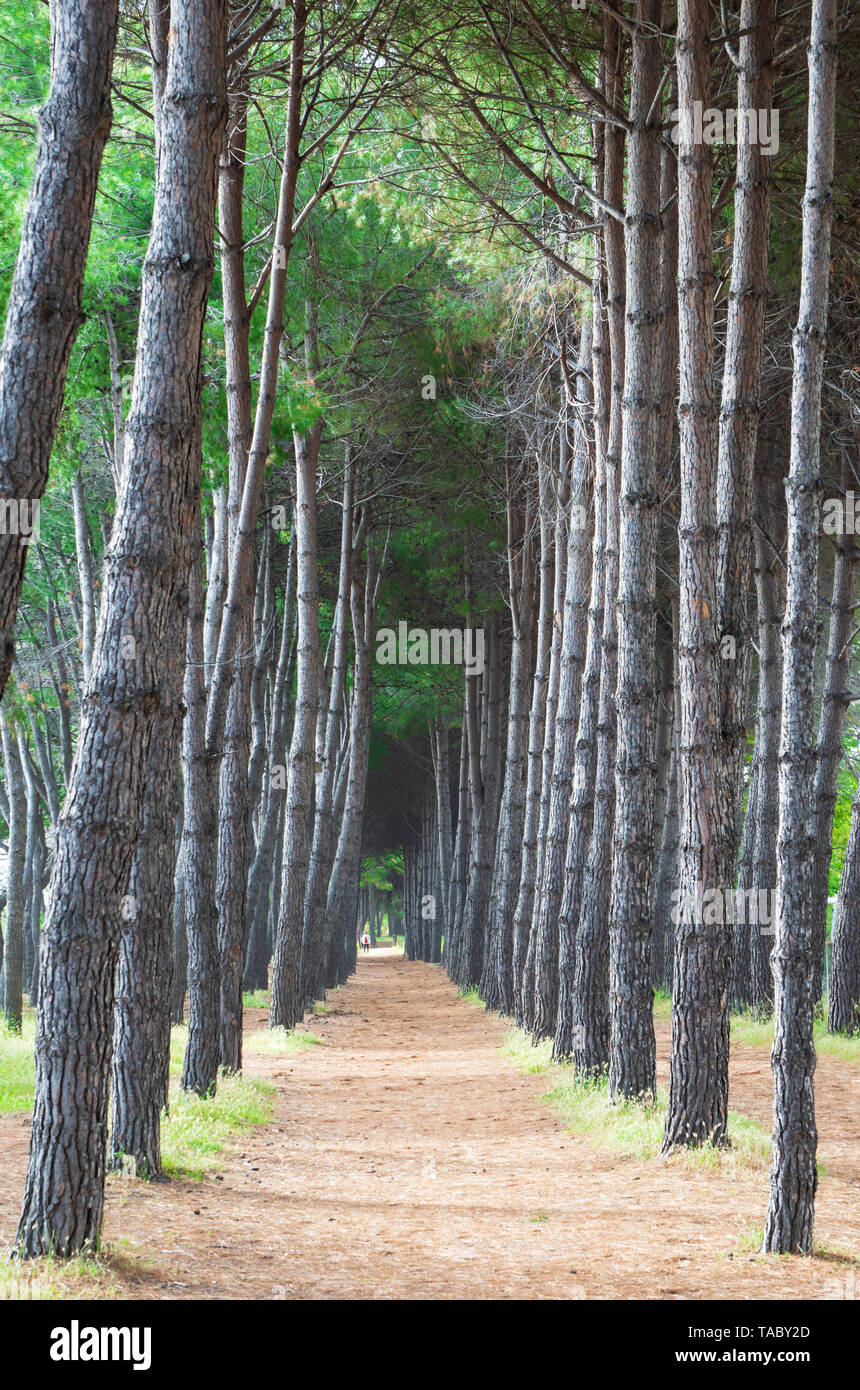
[0,713,26,1032]
[181,521,222,1097]
[300,453,354,1006]
[0,0,120,696]
[480,464,534,1011]
[321,540,382,991]
[561,52,624,1069]
[762,0,837,1255]
[531,326,593,1039]
[747,479,785,1012]
[663,0,730,1150]
[716,0,775,878]
[244,528,296,990]
[568,112,624,1073]
[554,105,613,1060]
[512,453,553,1025]
[810,452,859,999]
[14,0,228,1257]
[109,0,189,1175]
[829,787,860,1034]
[269,422,322,1028]
[215,89,254,1075]
[608,0,662,1102]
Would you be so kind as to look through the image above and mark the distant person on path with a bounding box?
[361,930,370,954]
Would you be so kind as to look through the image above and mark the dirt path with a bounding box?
[1,951,857,1299]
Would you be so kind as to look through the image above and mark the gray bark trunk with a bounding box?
[270,425,322,1027]
[607,0,662,1103]
[664,0,730,1150]
[15,0,228,1257]
[763,0,837,1255]
[829,787,860,1034]
[513,456,553,1025]
[810,458,858,999]
[0,0,120,696]
[531,326,593,1039]
[480,467,534,1010]
[1,714,27,1031]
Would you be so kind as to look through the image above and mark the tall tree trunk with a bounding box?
[14,0,228,1257]
[301,454,354,1006]
[457,617,503,992]
[607,0,662,1103]
[0,0,120,696]
[481,465,534,1011]
[21,736,46,1006]
[829,786,860,1034]
[215,90,254,1076]
[513,456,553,1025]
[433,717,454,945]
[530,410,571,1033]
[663,0,729,1150]
[559,48,625,1067]
[322,541,381,991]
[270,425,322,1027]
[170,847,187,1025]
[554,103,613,1059]
[202,487,228,678]
[444,721,470,969]
[554,314,607,1059]
[653,733,680,997]
[569,443,620,1075]
[531,327,593,1039]
[810,456,859,999]
[762,0,837,1255]
[71,472,97,683]
[110,592,187,1176]
[244,528,296,990]
[748,515,784,1013]
[181,530,222,1097]
[109,0,188,1164]
[716,0,775,879]
[1,714,26,1031]
[648,638,676,994]
[568,87,624,1070]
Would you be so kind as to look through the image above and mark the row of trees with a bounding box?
[0,0,856,1265]
[384,0,858,1258]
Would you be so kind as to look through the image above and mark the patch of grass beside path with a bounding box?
[0,1021,284,1182]
[0,1014,36,1113]
[242,989,270,1009]
[0,1022,320,1299]
[155,1027,276,1180]
[653,990,860,1064]
[0,1252,127,1302]
[502,1029,771,1175]
[243,1026,324,1056]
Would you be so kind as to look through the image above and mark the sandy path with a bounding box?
[1,950,857,1299]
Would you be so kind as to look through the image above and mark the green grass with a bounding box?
[730,1011,860,1063]
[0,1013,36,1113]
[0,1252,125,1301]
[158,1071,275,1180]
[652,992,673,1022]
[459,987,482,1006]
[242,1026,324,1056]
[0,1021,277,1182]
[502,1028,772,1174]
[242,990,270,1009]
[653,990,860,1064]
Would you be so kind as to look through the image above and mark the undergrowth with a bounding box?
[502,1029,771,1175]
